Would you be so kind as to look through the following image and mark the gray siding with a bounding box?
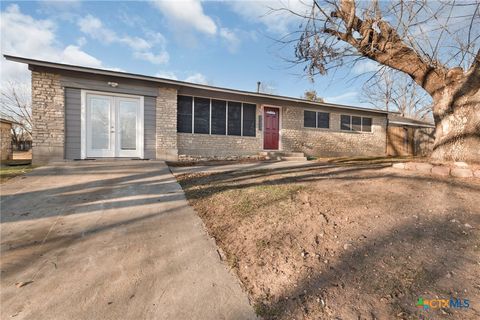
[65,88,81,159]
[144,96,156,159]
[63,88,156,160]
[59,72,159,97]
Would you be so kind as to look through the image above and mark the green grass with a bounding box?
[0,165,35,183]
[231,184,305,217]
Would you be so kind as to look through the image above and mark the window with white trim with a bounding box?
[340,115,373,132]
[176,95,256,137]
[304,110,330,129]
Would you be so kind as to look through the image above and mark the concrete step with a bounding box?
[258,151,305,157]
[280,156,308,161]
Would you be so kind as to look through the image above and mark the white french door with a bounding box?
[84,92,143,158]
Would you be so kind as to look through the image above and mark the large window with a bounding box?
[177,95,256,137]
[243,104,256,136]
[211,100,226,135]
[177,95,193,133]
[304,110,330,129]
[194,97,210,134]
[228,102,242,136]
[340,115,373,132]
[362,117,372,132]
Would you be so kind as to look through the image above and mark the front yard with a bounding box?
[176,163,480,319]
[0,165,34,183]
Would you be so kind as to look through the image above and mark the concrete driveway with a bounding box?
[0,161,256,320]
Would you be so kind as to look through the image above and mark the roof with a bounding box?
[388,114,435,128]
[0,117,18,125]
[3,54,389,115]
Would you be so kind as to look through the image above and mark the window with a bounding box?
[352,116,362,131]
[242,103,256,136]
[362,117,372,132]
[340,115,351,131]
[177,95,193,133]
[304,111,316,128]
[317,112,330,129]
[194,97,210,134]
[227,102,242,136]
[340,115,373,132]
[304,110,329,129]
[177,95,256,137]
[211,100,226,135]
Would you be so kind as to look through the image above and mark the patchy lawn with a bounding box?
[176,163,480,320]
[0,165,35,183]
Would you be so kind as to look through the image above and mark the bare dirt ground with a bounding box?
[176,162,480,320]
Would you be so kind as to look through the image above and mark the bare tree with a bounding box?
[1,81,32,149]
[284,0,480,162]
[303,89,325,102]
[257,80,278,94]
[360,70,432,120]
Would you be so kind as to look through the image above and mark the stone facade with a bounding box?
[29,70,389,162]
[156,87,178,161]
[414,127,435,157]
[31,71,65,164]
[281,106,387,157]
[1,121,13,161]
[177,104,263,159]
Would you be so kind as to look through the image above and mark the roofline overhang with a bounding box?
[389,120,435,128]
[3,54,390,115]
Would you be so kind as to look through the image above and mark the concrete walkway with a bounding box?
[0,161,256,320]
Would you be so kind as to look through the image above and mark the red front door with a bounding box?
[264,107,279,150]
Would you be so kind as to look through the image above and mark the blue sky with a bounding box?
[1,0,381,107]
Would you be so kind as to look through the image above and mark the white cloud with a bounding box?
[352,60,381,74]
[155,71,178,80]
[154,71,208,84]
[220,28,240,52]
[151,0,217,35]
[76,36,87,47]
[151,0,242,51]
[77,14,169,64]
[228,0,311,35]
[1,4,102,86]
[185,72,208,84]
[61,45,102,66]
[325,91,358,105]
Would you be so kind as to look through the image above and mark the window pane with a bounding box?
[242,103,256,136]
[118,100,137,150]
[352,116,362,131]
[227,101,241,136]
[194,97,210,134]
[362,117,372,132]
[304,110,316,128]
[177,95,192,133]
[211,100,226,135]
[340,115,351,131]
[90,97,110,150]
[317,112,329,129]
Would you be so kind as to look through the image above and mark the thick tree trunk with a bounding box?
[430,72,480,163]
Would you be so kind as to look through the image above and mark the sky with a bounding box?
[1,0,389,108]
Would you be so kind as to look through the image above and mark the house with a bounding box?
[4,55,434,164]
[1,118,15,161]
[387,114,435,157]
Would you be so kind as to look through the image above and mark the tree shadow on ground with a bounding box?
[177,163,480,319]
[259,217,479,319]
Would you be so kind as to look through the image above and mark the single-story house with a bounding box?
[4,55,435,164]
[1,118,15,161]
